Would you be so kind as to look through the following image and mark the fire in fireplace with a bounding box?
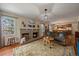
[33,32,38,38]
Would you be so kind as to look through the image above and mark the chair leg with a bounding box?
[48,40,53,48]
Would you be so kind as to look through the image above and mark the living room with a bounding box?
[0,3,79,56]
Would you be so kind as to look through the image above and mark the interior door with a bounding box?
[75,32,79,55]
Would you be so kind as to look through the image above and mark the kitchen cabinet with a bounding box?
[52,24,72,45]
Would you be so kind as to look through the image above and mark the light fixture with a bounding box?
[44,9,48,21]
[43,9,50,36]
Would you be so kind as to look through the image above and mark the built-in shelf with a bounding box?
[0,16,16,47]
[53,24,72,32]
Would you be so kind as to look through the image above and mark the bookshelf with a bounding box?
[0,16,15,47]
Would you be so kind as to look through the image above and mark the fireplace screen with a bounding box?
[22,33,29,41]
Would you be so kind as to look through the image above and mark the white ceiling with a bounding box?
[0,3,79,21]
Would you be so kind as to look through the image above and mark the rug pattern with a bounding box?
[13,39,75,56]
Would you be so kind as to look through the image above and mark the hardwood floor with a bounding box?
[0,44,20,56]
[0,40,75,56]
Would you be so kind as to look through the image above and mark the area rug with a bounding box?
[13,39,75,56]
